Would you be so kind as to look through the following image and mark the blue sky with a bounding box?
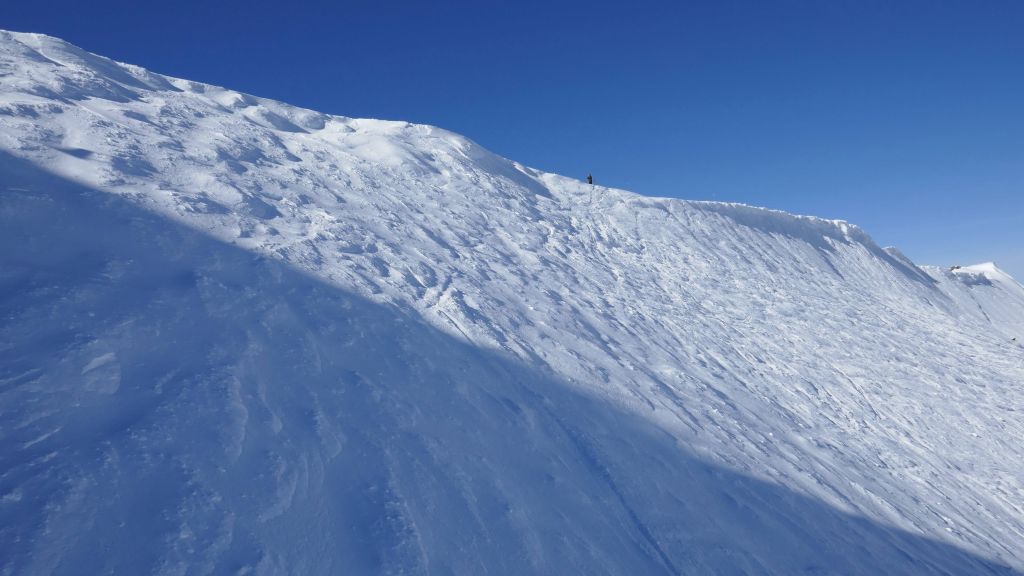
[6,1,1023,277]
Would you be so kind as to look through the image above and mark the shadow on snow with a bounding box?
[0,152,1016,575]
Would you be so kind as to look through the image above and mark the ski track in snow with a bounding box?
[1,30,1023,575]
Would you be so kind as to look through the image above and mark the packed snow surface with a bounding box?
[2,31,1023,575]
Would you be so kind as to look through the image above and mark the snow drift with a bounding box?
[1,31,1023,575]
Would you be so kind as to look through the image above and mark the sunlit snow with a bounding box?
[2,31,1023,575]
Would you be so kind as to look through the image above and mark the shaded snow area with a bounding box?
[2,30,1023,575]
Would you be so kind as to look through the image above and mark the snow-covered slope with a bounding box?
[2,31,1023,575]
[922,262,1024,340]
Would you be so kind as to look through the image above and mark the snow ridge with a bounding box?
[2,30,1024,575]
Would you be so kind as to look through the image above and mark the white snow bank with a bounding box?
[2,30,1024,575]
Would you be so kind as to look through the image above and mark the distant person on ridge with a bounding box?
[587,174,593,185]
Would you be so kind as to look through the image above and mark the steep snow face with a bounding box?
[2,31,1024,575]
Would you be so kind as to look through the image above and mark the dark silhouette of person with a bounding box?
[587,174,593,185]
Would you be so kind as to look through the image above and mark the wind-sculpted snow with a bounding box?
[2,31,1023,575]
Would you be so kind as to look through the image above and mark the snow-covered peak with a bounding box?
[955,261,1017,282]
[922,262,1024,338]
[2,31,1024,575]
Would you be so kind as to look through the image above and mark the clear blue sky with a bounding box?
[6,1,1023,277]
